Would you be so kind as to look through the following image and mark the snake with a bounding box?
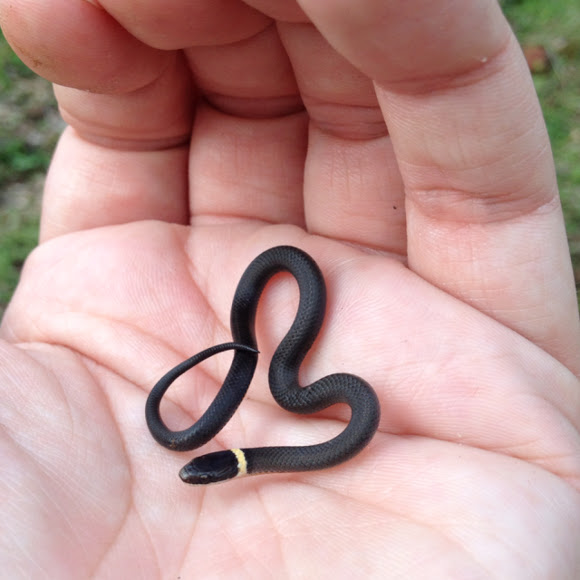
[145,245,380,485]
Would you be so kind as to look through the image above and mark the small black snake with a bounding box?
[145,246,380,484]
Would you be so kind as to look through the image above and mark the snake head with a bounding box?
[179,449,246,485]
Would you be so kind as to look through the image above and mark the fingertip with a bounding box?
[0,0,170,93]
[297,0,512,86]
[97,0,271,51]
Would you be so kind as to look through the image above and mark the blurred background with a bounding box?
[1,0,579,317]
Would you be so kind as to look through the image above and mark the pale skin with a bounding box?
[0,0,579,577]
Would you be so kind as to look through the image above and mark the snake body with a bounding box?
[145,245,380,484]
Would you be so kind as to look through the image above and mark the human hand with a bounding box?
[1,1,579,577]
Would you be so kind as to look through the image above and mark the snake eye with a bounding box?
[179,450,239,485]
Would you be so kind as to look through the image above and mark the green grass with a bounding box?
[1,1,580,312]
[0,137,52,185]
[0,30,55,186]
[0,28,56,315]
[0,29,35,89]
[0,210,39,309]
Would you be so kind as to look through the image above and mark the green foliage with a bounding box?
[0,210,39,311]
[0,29,57,187]
[0,29,35,91]
[503,0,580,41]
[0,30,54,314]
[0,137,52,184]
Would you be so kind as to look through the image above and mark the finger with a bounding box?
[40,50,195,240]
[186,24,308,227]
[278,23,406,255]
[95,0,270,50]
[241,0,308,22]
[0,0,168,92]
[299,0,580,372]
[40,128,190,240]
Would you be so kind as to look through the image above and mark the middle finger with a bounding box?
[279,22,406,256]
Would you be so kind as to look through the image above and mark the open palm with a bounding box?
[1,1,579,577]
